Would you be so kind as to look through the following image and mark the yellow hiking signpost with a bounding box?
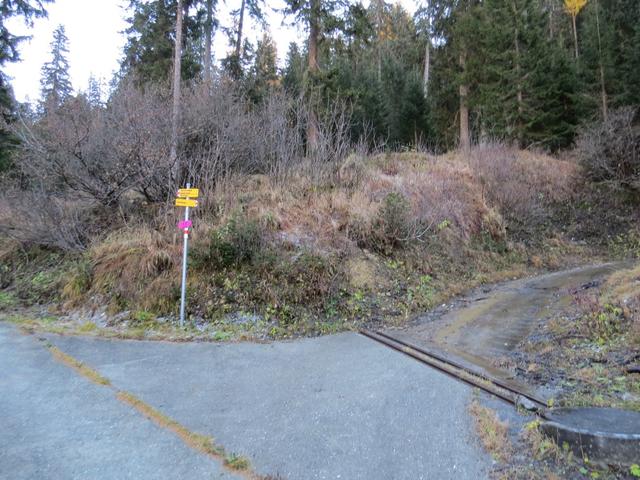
[177,188,199,198]
[175,198,198,207]
[176,184,198,327]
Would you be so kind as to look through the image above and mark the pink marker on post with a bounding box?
[178,220,192,235]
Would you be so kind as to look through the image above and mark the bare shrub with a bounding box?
[5,79,359,252]
[11,80,173,206]
[182,83,354,193]
[0,189,94,251]
[576,107,640,191]
[469,143,579,228]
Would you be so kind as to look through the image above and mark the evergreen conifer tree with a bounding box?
[40,25,73,109]
[222,0,265,79]
[1,0,53,170]
[282,43,306,97]
[246,32,278,103]
[122,0,207,84]
[86,75,104,108]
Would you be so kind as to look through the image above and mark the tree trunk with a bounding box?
[422,0,431,97]
[423,39,430,97]
[572,14,579,59]
[306,0,320,153]
[308,0,319,72]
[235,0,246,58]
[170,0,184,183]
[459,51,470,153]
[204,0,213,83]
[512,1,524,146]
[375,0,382,82]
[595,0,608,121]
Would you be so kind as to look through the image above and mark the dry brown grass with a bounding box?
[522,420,561,462]
[468,143,580,227]
[116,391,223,455]
[468,400,513,463]
[91,228,177,287]
[88,227,180,312]
[48,345,111,386]
[116,392,254,476]
[208,151,500,252]
[206,147,577,252]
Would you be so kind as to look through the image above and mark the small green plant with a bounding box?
[0,291,17,310]
[206,212,263,268]
[406,275,434,310]
[609,230,640,259]
[212,330,233,341]
[369,192,413,252]
[630,464,640,478]
[23,269,61,303]
[437,218,451,231]
[582,303,625,343]
[524,419,541,431]
[265,302,294,325]
[62,259,92,304]
[130,310,156,326]
[224,453,250,470]
[347,290,367,316]
[385,259,402,270]
[78,321,98,333]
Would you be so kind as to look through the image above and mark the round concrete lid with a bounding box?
[541,407,640,466]
[544,407,640,438]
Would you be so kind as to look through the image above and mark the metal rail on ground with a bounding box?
[360,329,548,417]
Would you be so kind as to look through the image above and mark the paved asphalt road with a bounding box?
[0,324,237,480]
[1,323,492,479]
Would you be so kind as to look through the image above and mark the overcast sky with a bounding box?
[4,0,416,103]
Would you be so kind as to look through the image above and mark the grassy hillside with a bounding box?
[1,145,637,340]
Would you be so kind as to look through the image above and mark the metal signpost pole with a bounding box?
[179,183,191,327]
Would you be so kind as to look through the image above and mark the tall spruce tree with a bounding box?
[246,32,278,103]
[40,25,73,109]
[203,0,217,82]
[380,55,431,146]
[222,0,265,79]
[476,0,578,149]
[86,75,104,108]
[282,42,306,97]
[122,0,207,84]
[603,0,640,107]
[282,0,349,151]
[628,18,640,105]
[427,0,483,150]
[578,0,614,120]
[0,0,53,170]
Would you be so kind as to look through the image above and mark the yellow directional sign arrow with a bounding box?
[177,188,199,198]
[175,198,198,207]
